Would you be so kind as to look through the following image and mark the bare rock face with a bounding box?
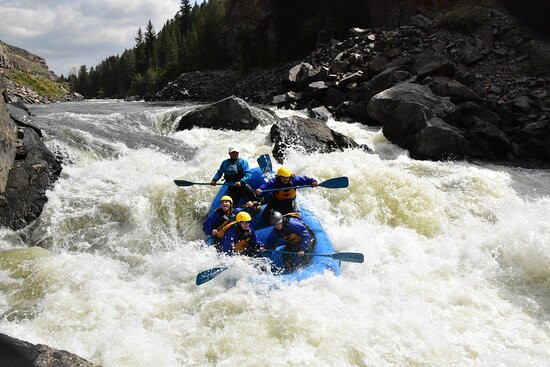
[270,115,371,163]
[0,333,100,367]
[0,77,17,193]
[0,78,62,230]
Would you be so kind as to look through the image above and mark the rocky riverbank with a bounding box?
[152,1,550,165]
[0,77,62,230]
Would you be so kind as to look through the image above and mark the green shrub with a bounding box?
[6,69,65,100]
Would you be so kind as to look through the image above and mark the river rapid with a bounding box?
[1,100,550,366]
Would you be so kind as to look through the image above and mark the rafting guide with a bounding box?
[210,146,257,207]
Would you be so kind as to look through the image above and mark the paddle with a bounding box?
[261,177,349,193]
[196,266,228,285]
[195,249,364,285]
[174,180,225,187]
[257,154,273,174]
[265,250,364,263]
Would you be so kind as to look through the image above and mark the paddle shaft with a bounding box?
[265,249,364,263]
[261,177,348,193]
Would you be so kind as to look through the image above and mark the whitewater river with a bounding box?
[1,100,550,366]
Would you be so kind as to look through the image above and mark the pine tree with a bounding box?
[179,0,192,35]
[145,20,157,70]
[75,65,91,97]
[135,27,147,76]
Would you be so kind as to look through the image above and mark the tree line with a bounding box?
[62,0,372,99]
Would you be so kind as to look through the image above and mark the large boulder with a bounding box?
[0,333,99,367]
[270,116,371,163]
[176,95,276,131]
[401,117,471,160]
[368,83,472,160]
[368,82,455,141]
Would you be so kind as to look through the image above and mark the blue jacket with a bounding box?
[258,175,316,193]
[212,158,251,184]
[266,217,313,251]
[221,225,264,256]
[202,207,242,236]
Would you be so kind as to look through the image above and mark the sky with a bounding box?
[0,0,198,76]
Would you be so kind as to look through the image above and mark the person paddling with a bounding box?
[265,211,316,272]
[255,167,318,223]
[221,212,265,256]
[211,147,257,207]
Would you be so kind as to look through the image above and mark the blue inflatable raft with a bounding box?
[206,159,341,283]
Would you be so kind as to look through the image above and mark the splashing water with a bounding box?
[1,101,549,366]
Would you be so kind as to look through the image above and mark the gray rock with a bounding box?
[368,82,456,142]
[270,116,369,163]
[176,96,265,131]
[402,117,471,160]
[0,125,62,229]
[288,62,313,85]
[422,76,482,103]
[0,333,99,367]
[0,88,17,193]
[309,106,332,121]
[331,60,350,74]
[412,54,456,80]
[336,100,380,125]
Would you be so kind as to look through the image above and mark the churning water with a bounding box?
[1,100,549,366]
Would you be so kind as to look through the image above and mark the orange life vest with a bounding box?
[216,220,236,238]
[272,177,296,201]
[214,207,236,238]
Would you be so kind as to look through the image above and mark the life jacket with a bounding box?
[276,213,314,245]
[273,176,296,201]
[214,208,236,239]
[224,159,242,183]
[231,224,255,255]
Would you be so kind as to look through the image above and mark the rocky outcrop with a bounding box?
[0,77,62,230]
[0,40,77,104]
[270,115,371,163]
[0,333,99,367]
[0,77,17,193]
[176,95,279,131]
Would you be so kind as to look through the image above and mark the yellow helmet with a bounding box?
[220,195,233,204]
[276,167,291,177]
[236,211,252,222]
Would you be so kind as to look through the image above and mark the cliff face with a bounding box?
[0,78,17,193]
[0,40,80,103]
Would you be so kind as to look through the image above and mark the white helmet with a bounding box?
[228,146,239,154]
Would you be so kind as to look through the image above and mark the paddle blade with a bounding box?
[332,252,364,263]
[257,154,273,174]
[319,177,349,189]
[174,179,195,187]
[196,267,228,285]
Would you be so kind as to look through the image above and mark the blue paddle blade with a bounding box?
[319,177,349,189]
[196,267,228,285]
[257,154,273,174]
[332,252,364,263]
